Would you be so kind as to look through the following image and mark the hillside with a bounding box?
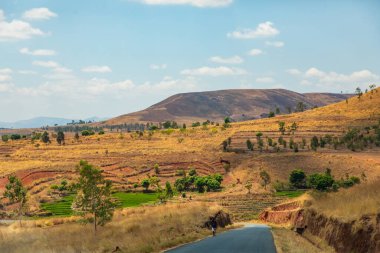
[104,89,352,125]
[0,117,108,129]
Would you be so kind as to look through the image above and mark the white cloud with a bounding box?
[0,9,45,41]
[256,77,274,83]
[209,55,243,64]
[266,41,284,48]
[20,47,56,56]
[181,66,247,76]
[82,65,112,73]
[0,68,12,82]
[248,49,263,56]
[0,83,12,92]
[286,68,302,75]
[150,64,167,70]
[228,21,279,39]
[33,60,60,68]
[291,67,379,90]
[136,0,233,8]
[23,8,57,20]
[18,70,37,75]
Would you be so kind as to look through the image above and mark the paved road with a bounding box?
[166,224,277,253]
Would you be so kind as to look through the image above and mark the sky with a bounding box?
[0,0,379,122]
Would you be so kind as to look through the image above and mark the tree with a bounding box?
[194,177,206,193]
[222,140,228,151]
[268,111,275,118]
[278,122,286,135]
[245,181,252,194]
[307,173,334,191]
[311,136,319,151]
[188,168,197,176]
[224,117,231,124]
[154,163,160,174]
[75,161,115,232]
[141,179,150,191]
[1,135,9,142]
[74,132,80,141]
[355,87,363,100]
[165,181,174,198]
[289,169,306,188]
[205,178,221,192]
[41,131,50,143]
[149,176,160,190]
[3,175,27,225]
[259,170,271,189]
[246,139,254,151]
[290,122,298,134]
[369,84,377,93]
[296,102,306,112]
[56,131,65,145]
[275,107,280,114]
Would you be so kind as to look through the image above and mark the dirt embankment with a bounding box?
[260,201,380,253]
[302,209,380,253]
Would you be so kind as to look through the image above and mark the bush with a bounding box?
[307,173,334,191]
[98,130,105,135]
[10,134,21,140]
[81,130,95,136]
[289,169,306,188]
[1,135,9,142]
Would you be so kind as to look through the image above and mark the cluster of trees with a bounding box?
[173,169,223,193]
[283,168,361,191]
[1,134,24,142]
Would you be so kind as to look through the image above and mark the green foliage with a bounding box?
[56,131,65,145]
[188,168,197,176]
[174,173,223,193]
[141,179,150,191]
[259,170,271,189]
[274,190,304,198]
[289,169,306,189]
[311,136,319,151]
[307,172,334,191]
[154,163,160,174]
[296,102,306,112]
[268,111,275,118]
[192,122,201,127]
[98,130,105,135]
[81,130,95,136]
[224,117,231,124]
[75,160,115,231]
[10,134,21,140]
[278,121,286,134]
[41,194,74,216]
[1,135,9,142]
[41,131,50,143]
[165,182,174,198]
[3,175,27,219]
[246,139,254,150]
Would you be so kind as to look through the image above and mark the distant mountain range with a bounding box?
[0,116,109,129]
[104,89,353,125]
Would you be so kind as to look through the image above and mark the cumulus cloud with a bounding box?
[266,41,284,47]
[23,8,57,20]
[228,21,279,39]
[209,55,243,64]
[136,0,233,8]
[248,49,263,56]
[0,68,12,82]
[18,70,37,75]
[181,66,247,76]
[289,67,379,90]
[81,65,112,73]
[33,60,60,68]
[150,64,167,70]
[0,9,45,41]
[256,77,274,83]
[286,68,302,75]
[20,47,56,56]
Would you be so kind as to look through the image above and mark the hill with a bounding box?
[104,89,352,125]
[0,116,108,129]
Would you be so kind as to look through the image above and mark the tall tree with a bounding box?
[3,175,27,225]
[41,131,50,143]
[75,160,115,232]
[56,131,65,145]
[259,170,271,189]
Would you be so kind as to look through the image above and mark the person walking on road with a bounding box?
[210,217,217,237]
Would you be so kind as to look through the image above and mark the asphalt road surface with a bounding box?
[166,224,277,253]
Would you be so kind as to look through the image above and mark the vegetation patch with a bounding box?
[112,192,159,208]
[274,190,305,198]
[41,194,75,217]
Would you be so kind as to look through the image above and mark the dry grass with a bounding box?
[0,201,226,253]
[272,227,333,253]
[310,179,380,221]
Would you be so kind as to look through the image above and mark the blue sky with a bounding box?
[0,0,379,121]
